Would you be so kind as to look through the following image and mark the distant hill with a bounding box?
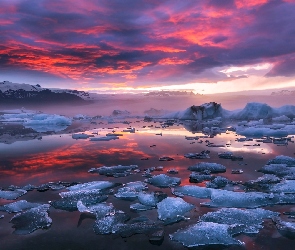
[0,81,91,104]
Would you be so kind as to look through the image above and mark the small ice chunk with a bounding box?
[157,197,194,224]
[267,155,295,166]
[89,165,138,177]
[130,203,154,211]
[93,211,130,235]
[138,191,167,206]
[0,215,3,219]
[258,164,295,177]
[0,189,27,200]
[188,162,226,173]
[273,217,295,239]
[244,174,281,191]
[170,222,244,247]
[146,174,181,188]
[67,181,119,191]
[149,230,164,245]
[72,133,89,139]
[189,173,214,183]
[10,204,52,235]
[114,187,139,201]
[77,201,114,219]
[172,185,212,198]
[0,200,43,213]
[50,189,108,211]
[90,136,119,141]
[21,184,36,191]
[124,181,148,191]
[200,208,279,234]
[206,176,232,189]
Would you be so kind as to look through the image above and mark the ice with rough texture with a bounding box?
[0,200,43,213]
[88,165,138,177]
[273,217,295,239]
[50,189,108,211]
[188,162,226,173]
[67,181,119,191]
[157,197,194,224]
[258,164,295,178]
[206,176,232,188]
[114,181,147,200]
[269,180,295,193]
[189,173,214,183]
[10,204,52,235]
[172,185,211,198]
[201,189,295,208]
[267,155,295,166]
[77,201,114,219]
[130,203,154,211]
[138,191,167,206]
[93,211,130,234]
[170,222,244,247]
[146,174,181,188]
[200,208,279,234]
[244,174,281,191]
[0,189,27,200]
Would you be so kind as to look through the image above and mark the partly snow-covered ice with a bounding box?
[0,200,43,213]
[77,201,114,219]
[200,208,279,234]
[0,189,27,200]
[146,174,181,188]
[170,222,244,247]
[157,197,194,224]
[188,162,226,173]
[10,204,52,235]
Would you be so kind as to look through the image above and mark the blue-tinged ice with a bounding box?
[188,162,226,173]
[67,181,119,191]
[258,164,295,177]
[50,189,108,211]
[269,180,295,193]
[88,165,138,177]
[146,174,181,188]
[130,203,154,211]
[206,176,232,188]
[72,133,90,139]
[171,185,212,198]
[10,204,52,235]
[157,197,194,224]
[93,211,130,235]
[267,155,295,166]
[200,208,279,234]
[170,222,244,247]
[77,201,114,219]
[138,191,167,206]
[0,200,43,213]
[114,181,148,200]
[0,189,27,200]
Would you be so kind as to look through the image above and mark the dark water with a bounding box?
[1,119,295,250]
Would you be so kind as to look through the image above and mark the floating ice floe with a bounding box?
[114,181,148,201]
[188,162,226,173]
[258,164,295,178]
[67,181,119,191]
[0,189,27,200]
[201,189,295,208]
[244,174,281,191]
[200,208,279,234]
[88,165,138,177]
[157,197,194,224]
[72,133,90,139]
[189,173,215,183]
[77,201,114,219]
[50,189,108,211]
[268,180,295,193]
[273,217,295,239]
[172,185,212,198]
[138,191,167,207]
[267,155,295,165]
[130,203,154,211]
[93,210,130,235]
[146,174,181,188]
[0,200,43,213]
[206,176,232,188]
[10,204,52,235]
[89,136,119,141]
[170,222,244,247]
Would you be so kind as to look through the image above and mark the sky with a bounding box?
[0,0,295,94]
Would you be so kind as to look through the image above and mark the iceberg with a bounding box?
[157,197,194,224]
[200,208,279,234]
[146,174,181,188]
[170,222,244,247]
[0,200,43,213]
[10,204,52,235]
[188,162,226,173]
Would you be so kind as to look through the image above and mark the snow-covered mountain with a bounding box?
[0,81,91,103]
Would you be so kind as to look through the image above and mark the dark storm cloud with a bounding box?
[0,0,295,87]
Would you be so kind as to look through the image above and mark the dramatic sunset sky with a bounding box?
[1,0,295,93]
